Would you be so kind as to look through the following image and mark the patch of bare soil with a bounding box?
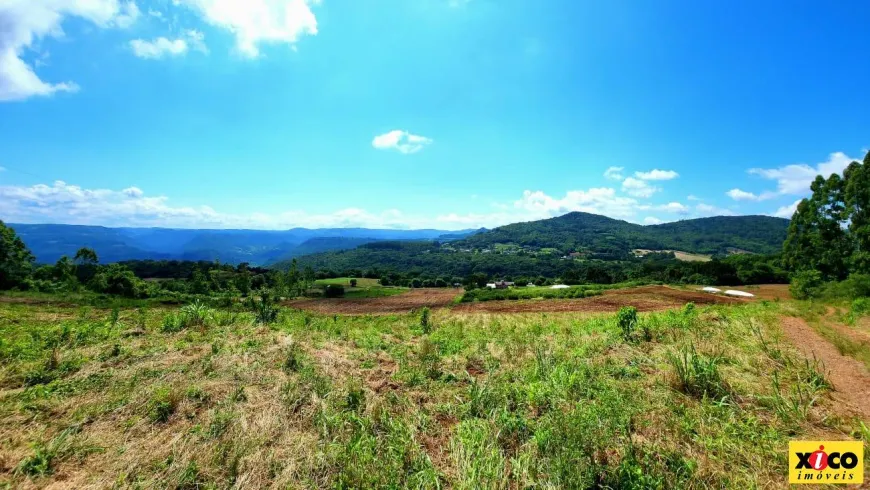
[453,285,743,314]
[284,288,461,315]
[780,317,870,421]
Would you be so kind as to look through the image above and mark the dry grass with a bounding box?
[0,299,867,488]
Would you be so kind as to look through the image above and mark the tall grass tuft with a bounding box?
[667,344,729,400]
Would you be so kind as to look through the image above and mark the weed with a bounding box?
[667,344,729,400]
[282,341,304,373]
[248,291,279,324]
[420,307,431,334]
[617,306,638,341]
[148,385,179,423]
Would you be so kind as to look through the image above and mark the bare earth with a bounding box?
[779,317,870,421]
[286,285,747,315]
[453,285,743,313]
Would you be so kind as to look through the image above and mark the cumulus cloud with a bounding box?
[175,0,319,57]
[372,130,433,154]
[130,30,207,59]
[0,0,139,101]
[0,178,747,231]
[657,202,689,214]
[130,37,188,59]
[643,217,663,225]
[748,151,859,196]
[621,177,658,198]
[772,199,801,219]
[726,188,760,201]
[634,169,679,181]
[513,188,640,219]
[603,166,624,181]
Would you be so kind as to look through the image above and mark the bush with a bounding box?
[248,291,279,324]
[667,344,728,399]
[420,307,431,334]
[323,284,345,298]
[789,270,822,300]
[617,306,638,341]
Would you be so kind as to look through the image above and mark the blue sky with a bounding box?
[0,0,868,230]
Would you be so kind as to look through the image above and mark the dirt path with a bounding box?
[780,317,870,421]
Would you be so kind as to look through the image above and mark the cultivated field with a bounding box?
[286,285,758,315]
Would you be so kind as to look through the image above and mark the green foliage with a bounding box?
[248,290,279,324]
[419,307,431,333]
[323,284,345,298]
[0,220,35,290]
[784,151,870,280]
[667,344,728,400]
[617,306,638,341]
[148,385,179,423]
[789,270,822,300]
[461,284,607,302]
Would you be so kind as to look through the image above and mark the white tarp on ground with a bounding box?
[724,289,755,298]
[702,287,722,293]
[550,284,570,289]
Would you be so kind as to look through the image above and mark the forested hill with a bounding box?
[282,213,790,279]
[455,213,789,256]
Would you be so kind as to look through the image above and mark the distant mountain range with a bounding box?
[8,224,481,265]
[285,213,790,276]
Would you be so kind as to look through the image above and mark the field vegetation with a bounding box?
[1,296,867,488]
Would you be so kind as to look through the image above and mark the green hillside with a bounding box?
[456,212,789,256]
[281,213,790,283]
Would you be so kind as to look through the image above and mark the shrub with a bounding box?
[789,270,822,300]
[148,385,179,423]
[180,300,212,328]
[667,344,728,399]
[248,291,279,324]
[323,284,345,298]
[420,307,431,334]
[617,306,638,341]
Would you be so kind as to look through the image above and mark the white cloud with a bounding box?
[176,0,319,58]
[372,130,433,154]
[0,0,138,101]
[621,177,658,198]
[687,195,701,201]
[772,199,801,219]
[0,179,753,231]
[513,188,640,219]
[643,217,663,225]
[147,9,163,18]
[122,186,144,198]
[634,169,679,181]
[726,188,759,201]
[657,202,689,214]
[748,151,858,196]
[130,37,188,59]
[114,1,140,28]
[603,166,624,181]
[695,203,736,217]
[130,30,207,59]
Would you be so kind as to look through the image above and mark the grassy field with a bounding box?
[1,297,867,488]
[314,277,381,287]
[460,285,606,302]
[313,277,407,299]
[633,249,713,262]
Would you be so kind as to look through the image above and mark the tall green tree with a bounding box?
[844,151,870,273]
[783,151,870,280]
[0,220,35,289]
